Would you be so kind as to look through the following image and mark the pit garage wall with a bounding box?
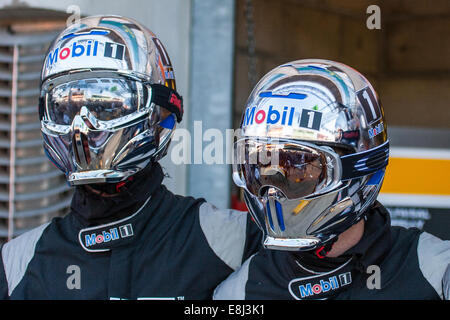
[380,128,450,240]
[233,0,450,239]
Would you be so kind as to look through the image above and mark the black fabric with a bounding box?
[70,162,163,227]
[241,202,440,300]
[342,201,392,269]
[289,201,391,276]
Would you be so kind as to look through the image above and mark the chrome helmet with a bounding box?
[233,59,389,252]
[39,15,183,185]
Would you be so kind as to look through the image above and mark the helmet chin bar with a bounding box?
[263,236,321,251]
[67,169,138,186]
[258,193,355,251]
[244,188,329,251]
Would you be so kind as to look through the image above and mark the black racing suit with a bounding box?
[214,202,450,300]
[0,163,261,299]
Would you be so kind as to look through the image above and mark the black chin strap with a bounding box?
[148,83,183,122]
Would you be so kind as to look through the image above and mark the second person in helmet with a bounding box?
[214,59,450,300]
[0,15,261,300]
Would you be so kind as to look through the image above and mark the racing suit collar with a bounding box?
[72,163,168,253]
[77,193,155,252]
[70,162,165,228]
[287,202,392,299]
[343,201,392,270]
[292,201,392,272]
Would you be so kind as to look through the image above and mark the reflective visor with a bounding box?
[44,77,148,125]
[233,138,342,200]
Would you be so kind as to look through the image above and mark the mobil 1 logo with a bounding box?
[289,271,353,300]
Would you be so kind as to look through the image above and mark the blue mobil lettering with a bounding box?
[46,40,99,67]
[299,276,340,298]
[244,105,295,126]
[46,41,124,68]
[85,228,120,247]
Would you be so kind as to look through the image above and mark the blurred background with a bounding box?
[0,0,448,243]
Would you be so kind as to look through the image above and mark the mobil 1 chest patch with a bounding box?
[289,271,353,300]
[79,223,134,252]
[288,258,354,300]
[242,91,323,131]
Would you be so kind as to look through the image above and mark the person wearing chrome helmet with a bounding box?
[0,15,260,300]
[214,59,450,300]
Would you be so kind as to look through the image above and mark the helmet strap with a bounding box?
[148,83,184,122]
[340,140,389,181]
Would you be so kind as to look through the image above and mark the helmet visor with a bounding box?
[43,77,148,125]
[234,138,342,200]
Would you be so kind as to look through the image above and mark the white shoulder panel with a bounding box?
[417,232,450,299]
[1,223,50,296]
[213,254,255,300]
[199,202,248,271]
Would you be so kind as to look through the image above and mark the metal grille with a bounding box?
[0,9,72,243]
